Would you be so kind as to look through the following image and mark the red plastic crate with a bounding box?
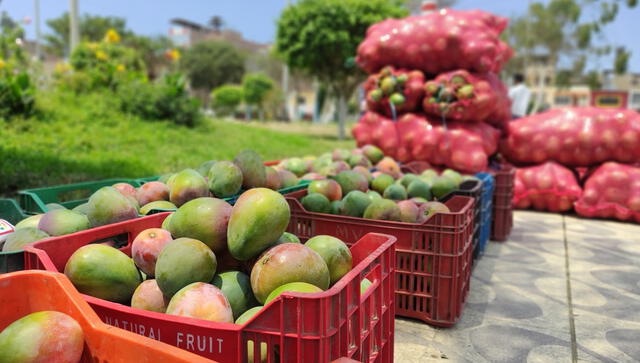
[285,190,474,327]
[0,270,213,362]
[24,213,396,363]
[490,165,515,242]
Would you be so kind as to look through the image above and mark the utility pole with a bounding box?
[282,0,292,121]
[34,0,41,60]
[69,0,80,54]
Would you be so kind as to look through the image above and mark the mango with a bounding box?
[211,271,259,319]
[352,166,373,183]
[208,161,243,198]
[375,157,402,179]
[37,209,90,236]
[431,176,457,199]
[196,160,217,177]
[342,190,372,218]
[305,235,352,285]
[234,150,267,188]
[264,166,282,190]
[86,186,138,227]
[419,201,451,223]
[112,182,137,199]
[397,200,420,223]
[13,214,42,230]
[0,311,83,363]
[363,199,401,221]
[139,201,176,215]
[301,193,331,213]
[131,228,174,277]
[367,190,383,203]
[168,197,232,252]
[308,179,342,201]
[169,169,210,207]
[71,203,90,215]
[282,157,308,177]
[360,278,373,294]
[371,174,394,194]
[131,279,168,313]
[235,307,267,362]
[333,170,368,195]
[250,243,330,304]
[2,228,49,252]
[44,203,66,211]
[136,181,170,206]
[155,237,217,297]
[161,212,174,230]
[166,282,233,323]
[408,179,432,200]
[441,169,463,186]
[329,200,344,215]
[332,148,351,161]
[277,169,299,188]
[64,244,142,303]
[264,282,323,304]
[228,188,290,261]
[399,174,419,188]
[275,232,301,245]
[347,154,372,168]
[383,184,408,201]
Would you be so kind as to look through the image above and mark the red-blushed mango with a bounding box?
[277,169,299,188]
[376,157,402,179]
[320,161,350,177]
[234,150,267,188]
[166,282,233,323]
[208,161,243,198]
[131,228,173,277]
[333,170,368,195]
[264,282,323,304]
[235,306,266,362]
[0,311,84,363]
[301,172,325,180]
[227,188,290,261]
[86,186,138,227]
[211,271,259,319]
[112,182,137,199]
[305,235,353,285]
[281,157,308,177]
[397,200,420,223]
[250,243,330,304]
[308,179,342,201]
[64,244,142,303]
[362,144,384,164]
[131,279,169,313]
[418,201,450,223]
[169,169,209,207]
[139,201,176,215]
[363,199,402,221]
[155,237,217,297]
[38,209,90,236]
[352,166,373,183]
[136,181,170,206]
[2,228,49,252]
[264,166,282,190]
[168,197,232,253]
[332,148,351,161]
[347,154,372,168]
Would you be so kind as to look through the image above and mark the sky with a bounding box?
[1,0,639,72]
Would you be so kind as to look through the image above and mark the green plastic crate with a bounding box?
[0,199,29,274]
[135,176,161,184]
[18,178,142,214]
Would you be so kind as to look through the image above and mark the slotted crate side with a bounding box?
[18,178,142,214]
[490,165,515,242]
[24,213,396,363]
[286,190,474,327]
[442,180,482,262]
[0,199,30,274]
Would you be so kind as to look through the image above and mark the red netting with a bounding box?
[574,162,640,223]
[502,107,640,166]
[356,9,513,75]
[364,67,425,118]
[422,70,511,128]
[513,162,582,212]
[352,111,399,157]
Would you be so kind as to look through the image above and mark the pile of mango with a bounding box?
[61,188,369,346]
[296,148,478,223]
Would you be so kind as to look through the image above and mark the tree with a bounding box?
[45,12,130,56]
[276,0,406,139]
[242,73,275,120]
[614,47,630,75]
[211,84,243,117]
[179,40,245,93]
[209,16,224,33]
[504,0,637,113]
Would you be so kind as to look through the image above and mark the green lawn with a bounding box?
[0,92,354,196]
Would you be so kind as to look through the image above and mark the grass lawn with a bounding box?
[0,92,354,196]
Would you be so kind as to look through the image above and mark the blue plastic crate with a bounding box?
[475,172,495,258]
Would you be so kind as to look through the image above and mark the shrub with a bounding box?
[211,85,243,116]
[0,68,36,119]
[119,73,202,127]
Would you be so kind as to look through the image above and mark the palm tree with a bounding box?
[209,16,224,33]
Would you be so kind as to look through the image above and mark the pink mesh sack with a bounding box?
[422,70,511,128]
[356,9,513,75]
[574,162,640,223]
[513,162,582,212]
[364,67,425,118]
[502,107,640,166]
[352,111,399,158]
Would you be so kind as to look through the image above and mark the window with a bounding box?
[631,93,640,106]
[555,96,571,105]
